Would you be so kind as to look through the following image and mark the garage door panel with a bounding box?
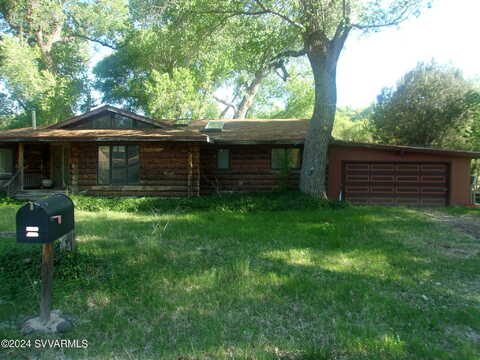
[396,187,420,194]
[372,175,395,182]
[346,164,370,171]
[371,188,395,194]
[344,162,449,206]
[346,175,370,182]
[397,164,420,171]
[397,175,419,182]
[421,164,448,172]
[371,163,395,171]
[421,175,447,183]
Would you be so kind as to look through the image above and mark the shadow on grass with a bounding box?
[1,206,479,359]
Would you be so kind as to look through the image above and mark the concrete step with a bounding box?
[14,190,68,201]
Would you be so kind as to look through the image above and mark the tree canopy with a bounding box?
[369,61,479,149]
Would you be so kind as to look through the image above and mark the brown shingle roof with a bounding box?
[0,127,208,142]
[189,119,309,144]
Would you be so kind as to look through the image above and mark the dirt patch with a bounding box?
[427,213,480,240]
[425,212,480,258]
[446,326,480,344]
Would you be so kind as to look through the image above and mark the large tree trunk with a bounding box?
[299,47,339,199]
[234,69,267,119]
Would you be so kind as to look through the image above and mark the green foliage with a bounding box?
[144,68,219,119]
[333,107,373,142]
[0,194,22,206]
[0,0,128,126]
[69,192,350,214]
[369,61,478,148]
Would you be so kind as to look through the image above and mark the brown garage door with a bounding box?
[343,162,450,206]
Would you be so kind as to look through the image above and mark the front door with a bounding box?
[51,145,70,189]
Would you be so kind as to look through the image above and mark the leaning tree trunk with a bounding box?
[299,48,340,199]
[234,69,268,119]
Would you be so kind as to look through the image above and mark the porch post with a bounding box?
[18,143,24,191]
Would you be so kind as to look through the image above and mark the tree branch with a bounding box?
[252,0,304,30]
[352,4,414,30]
[213,95,237,111]
[272,48,307,61]
[69,33,119,50]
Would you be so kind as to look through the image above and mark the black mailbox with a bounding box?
[16,194,74,244]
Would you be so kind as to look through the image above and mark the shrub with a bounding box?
[70,191,350,214]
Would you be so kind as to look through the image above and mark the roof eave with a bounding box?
[331,140,480,158]
[0,136,210,143]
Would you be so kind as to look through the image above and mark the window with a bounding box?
[204,121,225,132]
[217,149,230,169]
[0,149,13,177]
[69,114,156,129]
[271,148,301,170]
[114,114,133,129]
[98,145,139,185]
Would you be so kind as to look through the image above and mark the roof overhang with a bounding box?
[331,140,480,159]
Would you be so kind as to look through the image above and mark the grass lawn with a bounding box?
[0,194,479,359]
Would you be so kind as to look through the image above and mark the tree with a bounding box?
[369,62,478,148]
[192,0,430,198]
[0,0,129,126]
[94,2,235,119]
[333,107,372,143]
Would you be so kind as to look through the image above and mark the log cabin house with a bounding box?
[0,105,479,206]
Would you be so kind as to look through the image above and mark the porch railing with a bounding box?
[1,167,24,197]
[24,173,42,189]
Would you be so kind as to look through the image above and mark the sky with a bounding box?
[336,0,480,108]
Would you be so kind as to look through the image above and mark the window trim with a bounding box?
[271,148,302,170]
[216,148,231,170]
[97,144,140,185]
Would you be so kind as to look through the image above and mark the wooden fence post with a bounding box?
[40,243,54,324]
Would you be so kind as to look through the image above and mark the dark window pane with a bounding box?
[93,115,112,129]
[111,146,127,184]
[271,149,286,170]
[98,146,110,184]
[127,145,140,184]
[0,149,13,176]
[217,149,230,169]
[114,114,133,129]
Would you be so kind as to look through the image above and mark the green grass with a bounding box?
[443,206,480,217]
[0,195,479,359]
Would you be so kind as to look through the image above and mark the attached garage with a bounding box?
[343,162,449,206]
[328,141,480,206]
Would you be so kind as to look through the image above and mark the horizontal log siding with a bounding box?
[200,145,300,194]
[70,143,200,197]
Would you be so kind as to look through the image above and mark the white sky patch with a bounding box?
[337,0,480,108]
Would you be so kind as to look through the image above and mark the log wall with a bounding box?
[70,142,200,197]
[199,145,301,194]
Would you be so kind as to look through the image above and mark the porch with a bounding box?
[2,143,70,199]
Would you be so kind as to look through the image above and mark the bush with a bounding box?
[70,191,350,214]
[0,194,22,206]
